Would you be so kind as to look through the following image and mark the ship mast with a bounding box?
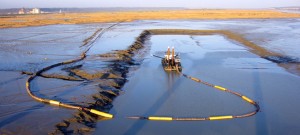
[171,47,175,66]
[166,46,170,67]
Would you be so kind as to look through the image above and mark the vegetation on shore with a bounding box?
[1,9,300,28]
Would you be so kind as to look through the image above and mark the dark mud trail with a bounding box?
[51,30,150,134]
[20,22,150,134]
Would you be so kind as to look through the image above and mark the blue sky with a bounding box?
[0,0,299,9]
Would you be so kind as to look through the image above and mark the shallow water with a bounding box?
[0,19,300,134]
[95,32,300,135]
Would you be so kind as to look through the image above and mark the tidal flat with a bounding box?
[0,19,300,134]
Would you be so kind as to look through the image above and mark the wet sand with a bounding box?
[1,10,300,28]
[0,19,300,134]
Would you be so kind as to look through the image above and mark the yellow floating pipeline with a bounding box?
[24,25,117,119]
[127,115,235,121]
[26,71,114,118]
[127,72,260,121]
[181,73,259,120]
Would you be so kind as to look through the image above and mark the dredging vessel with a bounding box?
[161,47,182,72]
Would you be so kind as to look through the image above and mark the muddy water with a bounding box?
[95,34,300,134]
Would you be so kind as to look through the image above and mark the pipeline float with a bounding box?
[127,47,260,121]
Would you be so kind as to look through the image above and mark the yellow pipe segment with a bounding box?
[191,77,200,82]
[214,85,227,91]
[148,116,173,121]
[242,96,255,104]
[90,109,113,118]
[49,100,60,106]
[209,115,233,120]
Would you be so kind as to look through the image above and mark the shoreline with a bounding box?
[1,9,300,28]
[148,29,300,76]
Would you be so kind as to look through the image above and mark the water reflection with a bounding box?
[123,71,183,135]
[165,71,181,92]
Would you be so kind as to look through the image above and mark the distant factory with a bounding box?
[30,8,41,14]
[18,8,44,14]
[18,8,26,14]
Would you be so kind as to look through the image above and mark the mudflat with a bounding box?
[0,18,300,134]
[1,10,300,28]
